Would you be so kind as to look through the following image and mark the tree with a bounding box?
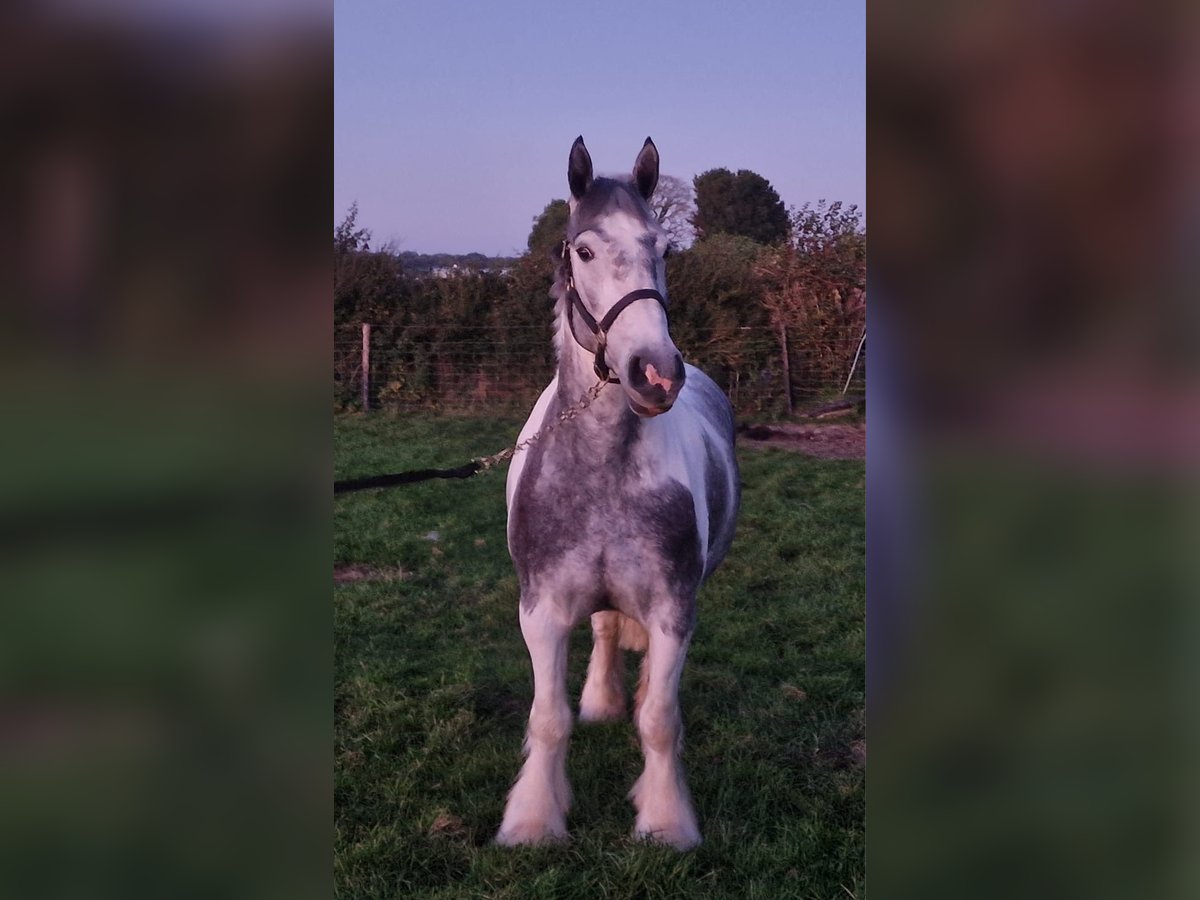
[665,234,772,389]
[648,174,696,250]
[692,168,790,245]
[334,203,404,327]
[335,201,371,256]
[526,199,570,263]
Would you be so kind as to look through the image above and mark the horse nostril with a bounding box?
[628,356,647,389]
[643,362,674,392]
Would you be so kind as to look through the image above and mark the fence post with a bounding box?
[778,323,794,416]
[360,323,371,412]
[842,327,866,396]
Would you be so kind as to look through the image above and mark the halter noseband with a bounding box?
[560,239,668,383]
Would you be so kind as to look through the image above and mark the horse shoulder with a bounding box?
[506,379,558,532]
[636,374,734,576]
[675,369,740,572]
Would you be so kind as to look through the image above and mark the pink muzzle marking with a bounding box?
[644,363,673,392]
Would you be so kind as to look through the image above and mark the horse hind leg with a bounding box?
[496,601,573,846]
[618,613,649,652]
[579,611,626,722]
[629,622,701,850]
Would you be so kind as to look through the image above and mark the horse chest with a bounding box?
[509,442,703,608]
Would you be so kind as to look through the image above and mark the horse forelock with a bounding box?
[567,176,654,240]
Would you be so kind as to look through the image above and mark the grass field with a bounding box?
[334,413,864,899]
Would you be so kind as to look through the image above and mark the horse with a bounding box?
[496,136,740,850]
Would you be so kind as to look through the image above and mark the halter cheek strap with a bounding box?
[561,240,668,383]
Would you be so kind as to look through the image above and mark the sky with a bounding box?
[335,0,864,256]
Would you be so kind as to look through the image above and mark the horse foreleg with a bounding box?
[629,623,700,850]
[496,601,573,846]
[579,611,626,722]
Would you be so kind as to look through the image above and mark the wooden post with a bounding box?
[779,323,793,416]
[360,323,371,412]
[842,327,867,396]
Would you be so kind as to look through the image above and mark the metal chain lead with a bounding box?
[473,379,609,472]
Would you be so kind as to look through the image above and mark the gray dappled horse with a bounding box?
[497,137,740,850]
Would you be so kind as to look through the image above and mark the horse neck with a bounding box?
[552,278,632,433]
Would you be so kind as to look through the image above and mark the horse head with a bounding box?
[562,136,685,417]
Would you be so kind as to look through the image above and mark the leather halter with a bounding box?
[560,239,668,383]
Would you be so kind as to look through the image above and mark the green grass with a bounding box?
[335,412,864,899]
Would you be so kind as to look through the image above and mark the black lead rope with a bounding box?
[337,245,658,495]
[335,379,609,495]
[334,462,481,495]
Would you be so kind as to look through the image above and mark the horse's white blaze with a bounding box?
[605,303,674,382]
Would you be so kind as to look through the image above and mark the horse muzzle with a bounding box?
[624,352,685,416]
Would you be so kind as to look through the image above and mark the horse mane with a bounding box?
[550,253,571,365]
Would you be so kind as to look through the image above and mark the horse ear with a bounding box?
[633,137,659,200]
[568,136,593,200]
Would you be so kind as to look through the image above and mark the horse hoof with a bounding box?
[495,821,568,847]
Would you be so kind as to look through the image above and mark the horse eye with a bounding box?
[576,246,594,262]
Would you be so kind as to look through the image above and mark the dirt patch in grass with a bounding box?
[428,811,468,839]
[334,564,413,584]
[739,422,865,459]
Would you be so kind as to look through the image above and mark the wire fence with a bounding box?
[335,324,865,419]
